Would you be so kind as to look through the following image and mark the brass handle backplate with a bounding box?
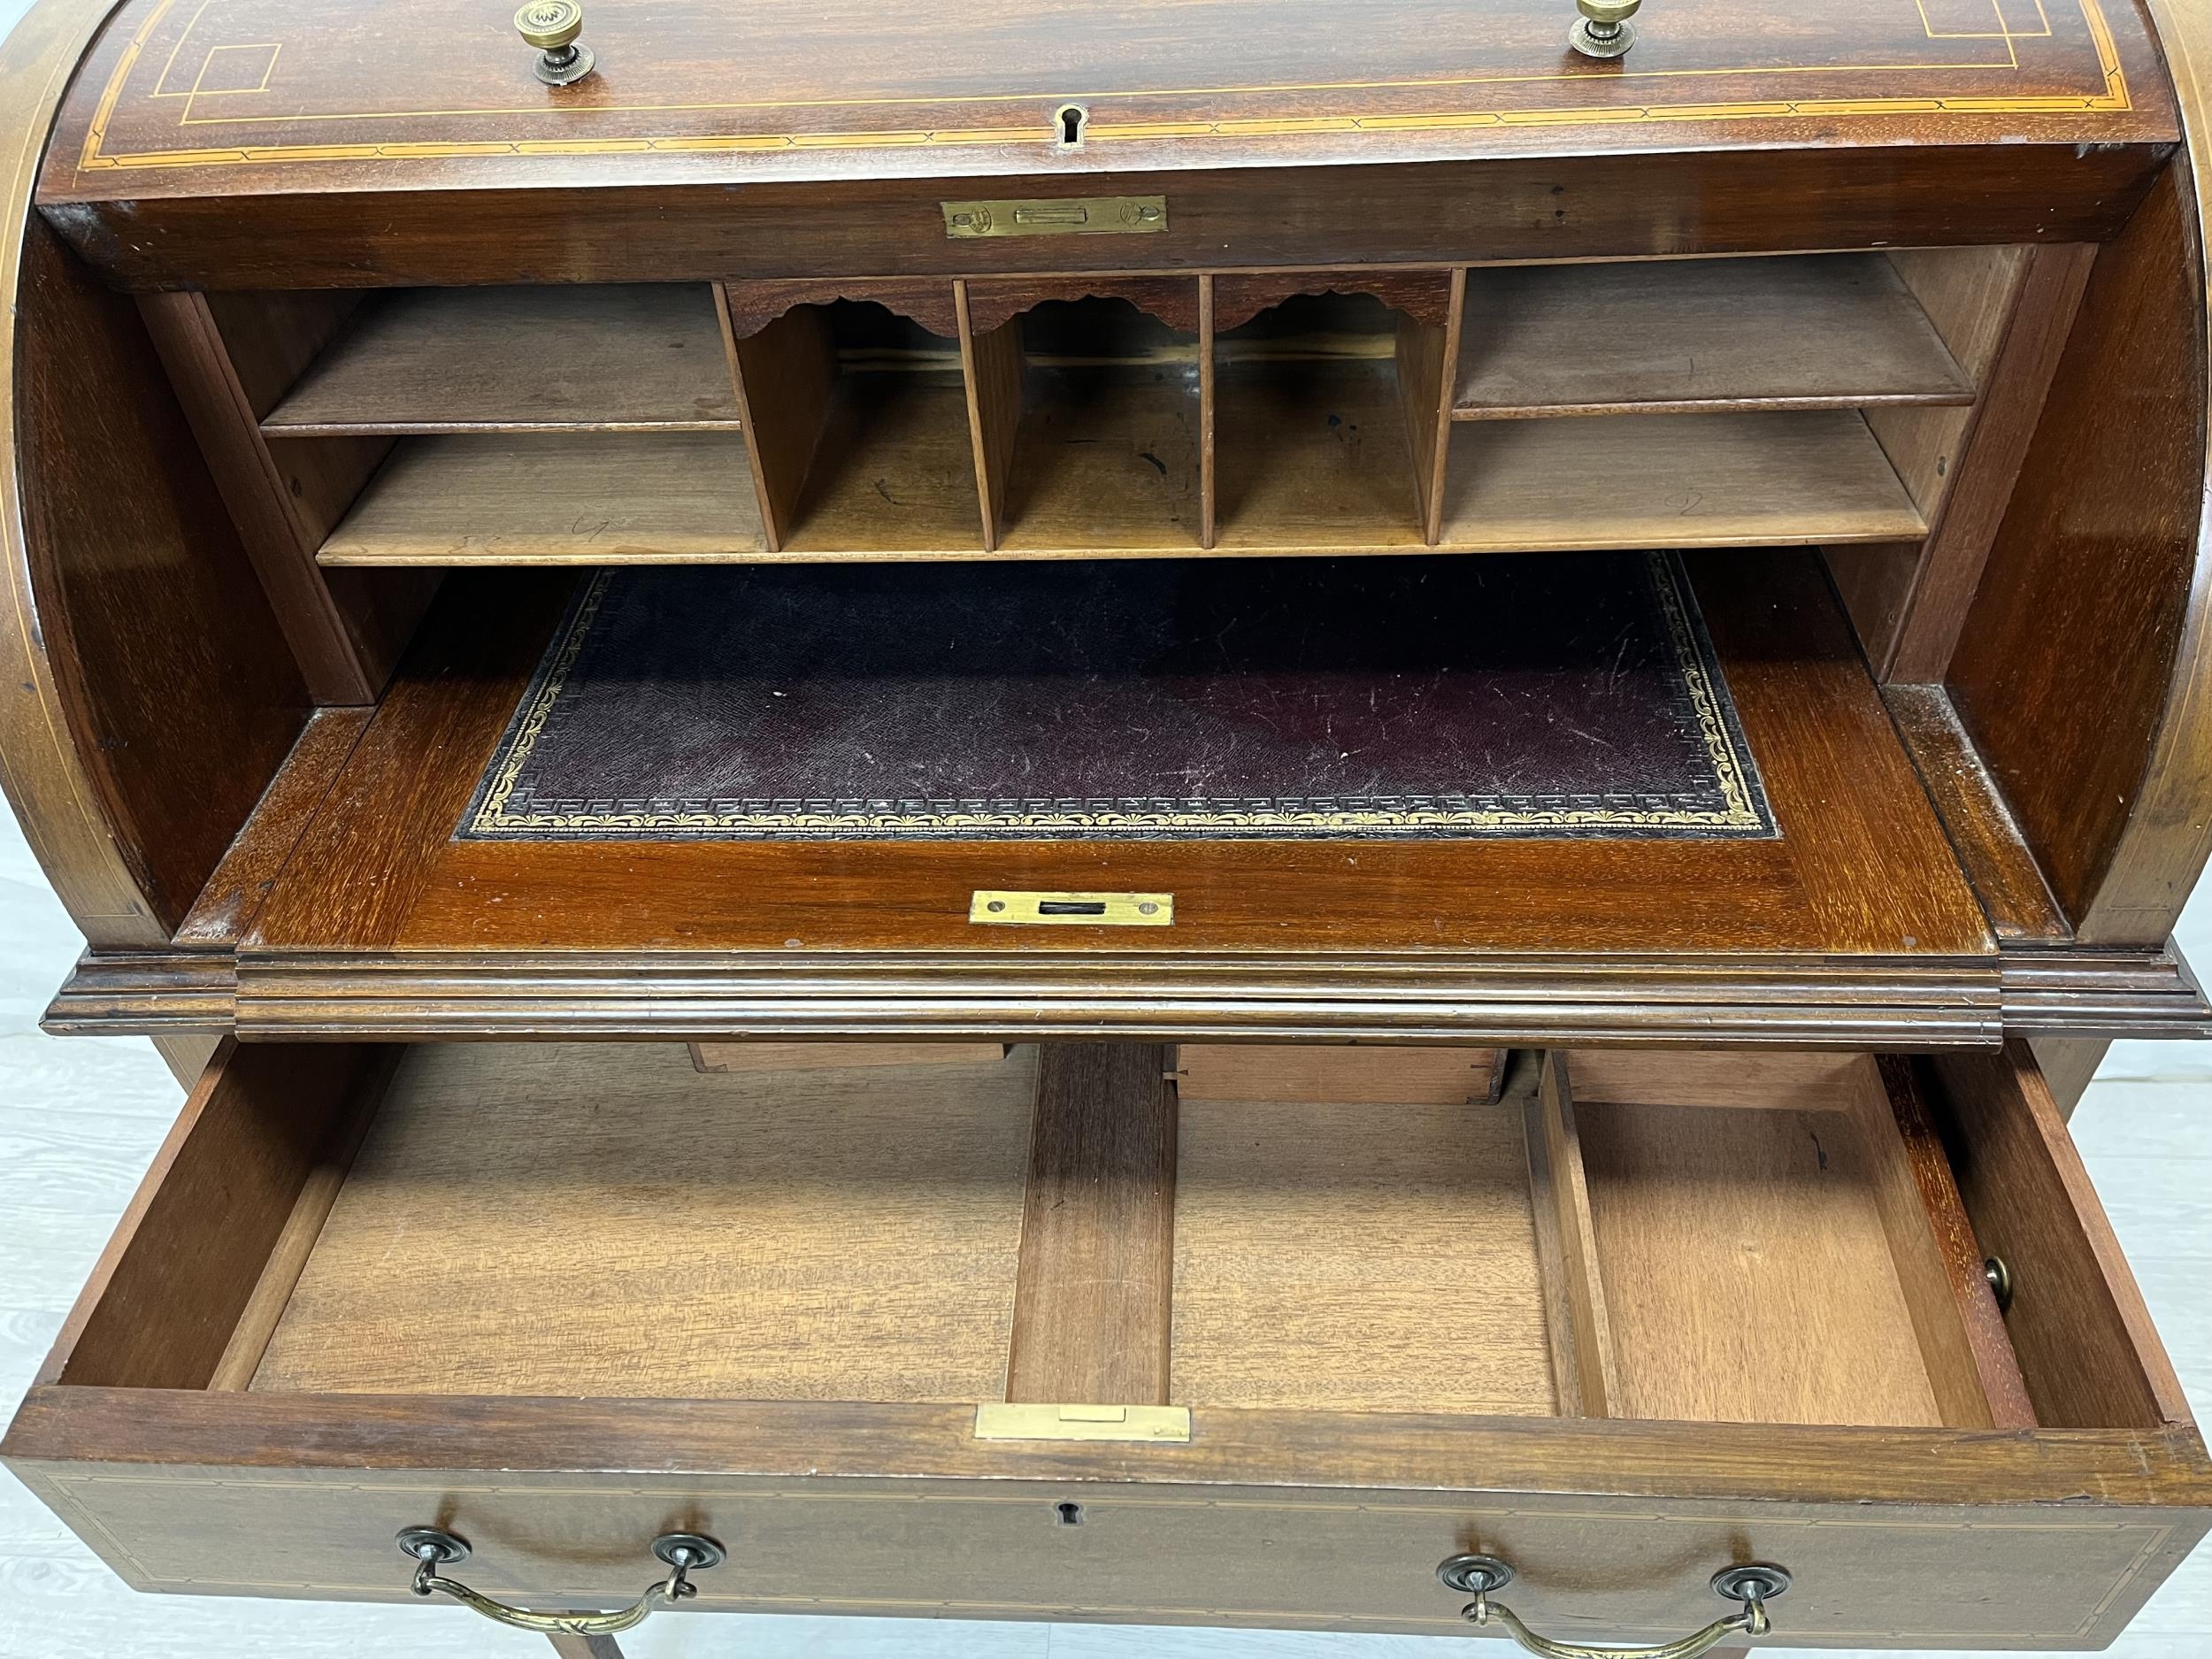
[1437,1556,1790,1659]
[397,1527,723,1635]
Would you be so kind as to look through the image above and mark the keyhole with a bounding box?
[1056,104,1087,147]
[1056,1501,1085,1526]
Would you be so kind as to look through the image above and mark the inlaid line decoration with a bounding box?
[73,0,2131,175]
[458,551,1778,843]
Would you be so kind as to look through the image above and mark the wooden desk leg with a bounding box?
[546,1636,626,1659]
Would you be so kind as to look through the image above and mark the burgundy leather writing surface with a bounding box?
[462,552,1773,842]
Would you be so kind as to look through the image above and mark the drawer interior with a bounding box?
[50,1040,2167,1439]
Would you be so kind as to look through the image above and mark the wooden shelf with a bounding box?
[996,365,1203,554]
[1455,257,1976,419]
[1438,412,1926,553]
[319,433,765,565]
[1212,357,1427,550]
[265,285,740,434]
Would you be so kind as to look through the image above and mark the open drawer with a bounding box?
[6,1039,2207,1649]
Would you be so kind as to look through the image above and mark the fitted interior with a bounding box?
[237,1041,1978,1429]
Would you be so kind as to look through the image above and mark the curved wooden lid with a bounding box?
[38,0,2177,204]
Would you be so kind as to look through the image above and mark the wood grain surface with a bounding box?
[1170,1086,1555,1414]
[134,290,397,703]
[265,283,741,434]
[1865,1054,2037,1431]
[1455,256,1972,419]
[1004,1042,1177,1405]
[1932,1041,2193,1432]
[1578,1090,1946,1427]
[1437,411,1925,552]
[242,552,1993,965]
[47,1041,388,1392]
[1174,1046,1503,1105]
[251,1042,1037,1400]
[1525,1055,1621,1418]
[6,213,311,936]
[1210,357,1425,549]
[1950,159,2212,946]
[319,432,766,565]
[1883,683,2071,943]
[38,0,2171,212]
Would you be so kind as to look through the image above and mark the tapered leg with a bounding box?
[546,1635,626,1659]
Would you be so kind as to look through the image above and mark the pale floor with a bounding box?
[6,12,2212,1656]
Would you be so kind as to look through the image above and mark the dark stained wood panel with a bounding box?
[1455,256,1974,419]
[43,0,2173,197]
[1883,685,2070,944]
[1004,1042,1178,1406]
[29,3,2178,289]
[10,215,311,936]
[39,149,2175,295]
[1949,160,2210,941]
[263,284,741,434]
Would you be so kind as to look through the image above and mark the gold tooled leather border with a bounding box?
[462,553,1775,841]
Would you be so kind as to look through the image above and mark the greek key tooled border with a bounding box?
[458,554,1777,842]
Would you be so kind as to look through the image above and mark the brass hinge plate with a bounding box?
[973,1403,1193,1443]
[942,196,1168,239]
[969,890,1173,926]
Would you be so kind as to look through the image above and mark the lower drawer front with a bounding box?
[6,1039,2207,1650]
[15,1457,2201,1647]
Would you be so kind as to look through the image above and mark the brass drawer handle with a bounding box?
[397,1527,723,1635]
[1437,1556,1790,1659]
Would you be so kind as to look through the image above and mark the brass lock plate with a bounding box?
[969,890,1173,926]
[942,196,1168,239]
[973,1403,1193,1443]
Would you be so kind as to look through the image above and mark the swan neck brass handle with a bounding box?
[398,1527,723,1636]
[1437,1557,1790,1659]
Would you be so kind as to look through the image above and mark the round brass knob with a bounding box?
[1571,0,1642,58]
[515,0,595,85]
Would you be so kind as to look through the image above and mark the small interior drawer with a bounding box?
[6,1038,2207,1647]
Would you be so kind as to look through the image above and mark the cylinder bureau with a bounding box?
[7,0,2212,1652]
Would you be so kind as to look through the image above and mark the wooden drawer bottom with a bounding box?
[5,1039,2206,1649]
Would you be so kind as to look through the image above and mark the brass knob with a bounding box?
[515,0,595,85]
[1571,0,1642,58]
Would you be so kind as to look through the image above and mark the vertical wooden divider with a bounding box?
[1005,1042,1179,1405]
[1522,1053,1620,1417]
[1932,1043,2189,1432]
[714,281,837,553]
[1198,274,1218,549]
[209,1048,402,1389]
[1394,267,1466,544]
[137,291,427,705]
[1882,244,2097,680]
[955,279,1025,553]
[1858,1056,2037,1429]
